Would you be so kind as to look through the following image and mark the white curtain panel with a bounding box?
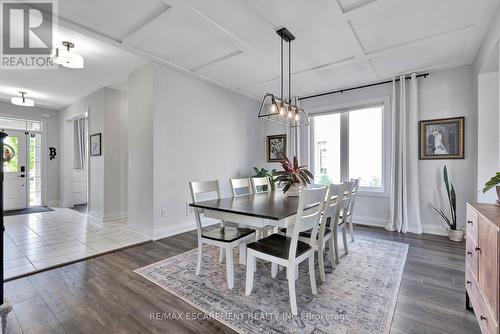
[73,117,87,170]
[386,74,423,234]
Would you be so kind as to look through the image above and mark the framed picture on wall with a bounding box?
[419,117,465,160]
[266,134,287,162]
[90,133,102,156]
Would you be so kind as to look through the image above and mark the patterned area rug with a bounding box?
[135,236,408,334]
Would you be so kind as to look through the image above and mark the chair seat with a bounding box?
[247,234,311,260]
[202,227,255,243]
[299,227,331,238]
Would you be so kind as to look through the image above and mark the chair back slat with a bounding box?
[288,186,328,260]
[340,180,354,211]
[251,176,271,194]
[189,180,221,235]
[230,178,253,197]
[348,178,360,214]
[318,183,343,234]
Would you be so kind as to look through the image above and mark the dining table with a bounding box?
[189,191,302,265]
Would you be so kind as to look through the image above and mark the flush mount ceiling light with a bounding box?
[258,28,309,127]
[11,91,34,107]
[52,41,84,69]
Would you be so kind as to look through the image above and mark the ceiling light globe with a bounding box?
[11,96,34,107]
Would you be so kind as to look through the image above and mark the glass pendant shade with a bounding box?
[11,92,34,107]
[51,41,84,69]
[258,93,309,127]
[258,28,309,127]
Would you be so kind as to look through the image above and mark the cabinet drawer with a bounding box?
[478,218,499,322]
[466,233,479,279]
[467,205,479,244]
[467,267,499,334]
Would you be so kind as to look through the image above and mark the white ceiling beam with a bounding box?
[365,25,474,59]
[332,0,379,80]
[462,0,499,64]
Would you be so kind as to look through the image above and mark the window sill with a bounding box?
[358,189,389,198]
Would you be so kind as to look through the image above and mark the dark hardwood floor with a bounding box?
[3,225,480,334]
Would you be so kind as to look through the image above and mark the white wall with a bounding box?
[0,101,59,205]
[60,89,104,217]
[128,62,261,239]
[59,87,128,221]
[473,5,500,202]
[103,88,128,220]
[418,66,474,235]
[128,63,155,236]
[477,72,499,203]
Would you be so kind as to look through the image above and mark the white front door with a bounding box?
[3,130,27,210]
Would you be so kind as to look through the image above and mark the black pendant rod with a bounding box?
[298,73,429,102]
[280,36,283,101]
[288,39,291,103]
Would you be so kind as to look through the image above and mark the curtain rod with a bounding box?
[298,73,429,102]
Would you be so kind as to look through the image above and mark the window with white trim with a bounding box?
[311,104,385,193]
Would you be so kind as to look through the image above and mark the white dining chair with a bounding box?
[245,186,328,316]
[189,180,256,289]
[251,176,271,194]
[344,178,360,242]
[230,177,253,197]
[298,183,343,282]
[334,180,354,264]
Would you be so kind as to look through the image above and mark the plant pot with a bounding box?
[447,229,464,242]
[284,183,301,197]
[496,185,500,206]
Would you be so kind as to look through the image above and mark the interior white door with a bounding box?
[3,130,27,210]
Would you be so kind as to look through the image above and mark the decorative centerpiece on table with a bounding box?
[431,166,463,242]
[274,154,313,197]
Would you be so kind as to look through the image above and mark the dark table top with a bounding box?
[189,192,301,221]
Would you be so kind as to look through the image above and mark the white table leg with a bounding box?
[239,243,246,265]
[286,226,299,280]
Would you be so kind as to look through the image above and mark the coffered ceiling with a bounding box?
[2,0,499,108]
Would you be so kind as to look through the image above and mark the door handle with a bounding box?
[17,175,25,178]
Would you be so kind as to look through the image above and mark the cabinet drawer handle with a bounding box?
[467,251,473,256]
[467,220,473,225]
[480,315,487,321]
[475,247,481,252]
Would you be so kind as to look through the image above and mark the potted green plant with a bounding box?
[431,166,463,242]
[274,154,313,197]
[252,167,277,191]
[481,172,500,206]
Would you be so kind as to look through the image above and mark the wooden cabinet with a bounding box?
[466,203,500,334]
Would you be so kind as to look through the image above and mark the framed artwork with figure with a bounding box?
[419,117,464,160]
[266,134,287,162]
[90,133,102,156]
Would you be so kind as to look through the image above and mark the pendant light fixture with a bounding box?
[11,92,34,107]
[52,41,84,69]
[258,28,309,127]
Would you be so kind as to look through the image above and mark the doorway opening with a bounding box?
[1,117,44,210]
[71,115,89,213]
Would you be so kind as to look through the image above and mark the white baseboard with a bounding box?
[87,210,103,222]
[45,200,59,207]
[103,212,127,222]
[353,215,388,228]
[421,223,448,236]
[152,218,220,241]
[354,215,448,237]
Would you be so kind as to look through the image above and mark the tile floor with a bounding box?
[3,208,149,279]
